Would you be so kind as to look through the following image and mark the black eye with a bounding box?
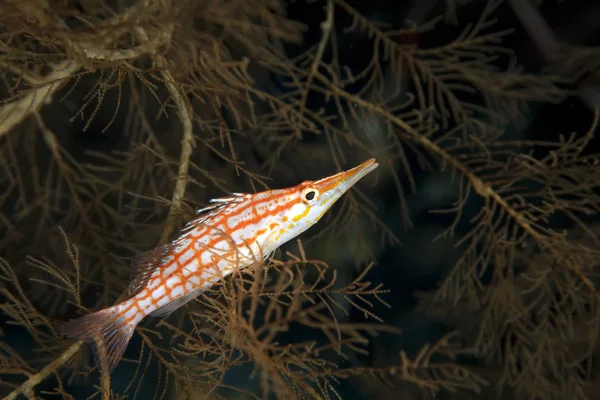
[305,190,316,201]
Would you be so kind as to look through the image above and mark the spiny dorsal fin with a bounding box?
[182,192,250,232]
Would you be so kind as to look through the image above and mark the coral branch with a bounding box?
[5,342,81,400]
[294,0,334,139]
[0,62,79,138]
[3,1,598,398]
[158,63,195,244]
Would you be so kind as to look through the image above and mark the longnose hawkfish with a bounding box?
[61,158,379,372]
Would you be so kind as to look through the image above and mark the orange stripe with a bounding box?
[209,189,294,227]
[229,197,298,233]
[184,195,295,250]
[126,187,301,316]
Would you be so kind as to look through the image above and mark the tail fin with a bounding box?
[60,304,137,373]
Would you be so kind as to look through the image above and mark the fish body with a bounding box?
[61,158,379,372]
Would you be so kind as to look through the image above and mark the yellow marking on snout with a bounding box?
[292,206,310,222]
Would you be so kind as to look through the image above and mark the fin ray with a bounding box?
[182,193,250,232]
[60,304,136,372]
[128,243,174,296]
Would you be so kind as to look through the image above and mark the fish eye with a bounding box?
[301,188,319,205]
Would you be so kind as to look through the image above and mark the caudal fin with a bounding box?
[60,304,136,373]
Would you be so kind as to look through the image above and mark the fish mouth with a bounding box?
[342,158,379,189]
[317,158,379,197]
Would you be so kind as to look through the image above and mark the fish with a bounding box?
[60,158,379,372]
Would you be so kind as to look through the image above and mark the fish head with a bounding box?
[268,158,379,248]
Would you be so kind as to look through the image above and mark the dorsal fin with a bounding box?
[181,192,250,233]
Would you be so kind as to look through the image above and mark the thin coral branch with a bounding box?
[293,0,334,139]
[5,342,81,400]
[158,62,195,244]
